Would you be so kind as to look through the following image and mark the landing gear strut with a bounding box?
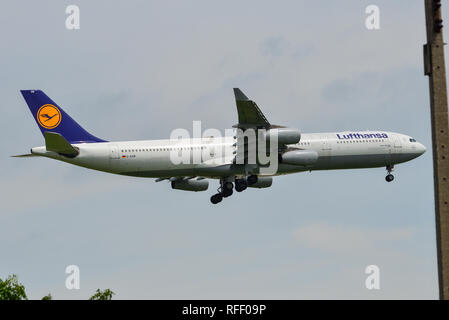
[385,165,394,182]
[223,181,233,197]
[210,179,234,204]
[209,175,257,204]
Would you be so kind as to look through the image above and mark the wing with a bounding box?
[233,88,271,129]
[155,177,209,192]
[232,88,273,166]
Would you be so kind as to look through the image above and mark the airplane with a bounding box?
[15,89,426,204]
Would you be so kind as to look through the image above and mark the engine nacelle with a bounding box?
[171,179,209,191]
[248,176,273,188]
[281,150,318,166]
[265,128,301,145]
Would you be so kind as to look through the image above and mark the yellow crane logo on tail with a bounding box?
[37,104,62,129]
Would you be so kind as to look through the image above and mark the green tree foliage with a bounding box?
[88,288,115,300]
[41,293,52,300]
[0,275,28,300]
[1,274,115,300]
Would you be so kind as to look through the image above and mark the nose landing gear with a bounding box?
[385,165,394,182]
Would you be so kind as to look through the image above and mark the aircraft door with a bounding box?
[391,137,403,162]
[385,137,401,165]
[109,145,120,159]
[321,139,332,165]
[321,140,332,153]
[392,137,402,153]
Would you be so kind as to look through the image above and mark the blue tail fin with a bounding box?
[21,90,106,144]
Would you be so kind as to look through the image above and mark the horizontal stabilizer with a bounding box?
[11,153,40,158]
[44,132,79,157]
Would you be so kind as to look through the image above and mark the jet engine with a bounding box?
[171,179,209,191]
[265,128,301,145]
[281,150,318,165]
[248,176,273,188]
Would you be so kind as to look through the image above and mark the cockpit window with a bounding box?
[409,138,417,142]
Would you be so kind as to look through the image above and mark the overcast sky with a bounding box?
[0,0,445,299]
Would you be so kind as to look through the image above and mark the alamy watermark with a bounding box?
[365,265,380,290]
[66,5,80,30]
[65,265,80,290]
[365,5,380,30]
[168,121,280,175]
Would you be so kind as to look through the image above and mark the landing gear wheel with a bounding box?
[385,165,394,182]
[247,175,258,185]
[223,188,233,197]
[235,180,247,192]
[210,193,223,204]
[235,179,248,192]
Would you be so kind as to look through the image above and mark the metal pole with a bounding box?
[424,0,449,300]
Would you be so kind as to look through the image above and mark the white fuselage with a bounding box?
[30,131,426,179]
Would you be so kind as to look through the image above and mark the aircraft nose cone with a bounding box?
[418,143,426,155]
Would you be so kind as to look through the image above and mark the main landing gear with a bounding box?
[210,175,257,204]
[385,165,394,182]
[210,180,234,204]
[235,178,248,192]
[210,193,223,204]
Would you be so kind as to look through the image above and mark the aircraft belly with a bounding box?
[327,153,387,169]
[66,145,113,172]
[119,161,246,178]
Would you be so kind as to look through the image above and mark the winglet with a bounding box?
[233,88,250,101]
